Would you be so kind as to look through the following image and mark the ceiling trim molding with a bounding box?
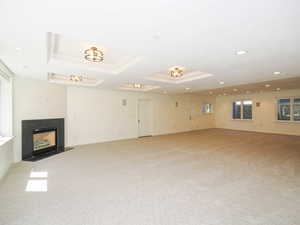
[0,59,14,80]
[146,71,213,84]
[48,73,103,87]
[118,84,160,92]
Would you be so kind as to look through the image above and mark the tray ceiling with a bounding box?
[0,0,299,93]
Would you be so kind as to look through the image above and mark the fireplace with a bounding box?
[22,118,64,161]
[33,128,57,154]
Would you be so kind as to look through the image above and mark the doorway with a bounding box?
[137,99,153,137]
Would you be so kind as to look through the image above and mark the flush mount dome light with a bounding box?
[69,75,83,82]
[84,47,104,62]
[169,66,184,79]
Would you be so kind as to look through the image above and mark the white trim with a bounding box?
[0,59,14,80]
[231,119,253,121]
[0,136,14,147]
[274,120,300,124]
[0,75,13,137]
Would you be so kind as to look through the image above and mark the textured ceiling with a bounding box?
[0,0,300,93]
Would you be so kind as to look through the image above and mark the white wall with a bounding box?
[67,87,215,146]
[0,139,13,180]
[215,89,300,136]
[13,76,67,162]
[12,76,300,165]
[12,78,215,161]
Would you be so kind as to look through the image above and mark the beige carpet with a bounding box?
[1,128,300,225]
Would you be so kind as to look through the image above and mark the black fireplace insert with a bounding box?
[22,118,64,161]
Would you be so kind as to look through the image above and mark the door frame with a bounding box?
[137,99,153,137]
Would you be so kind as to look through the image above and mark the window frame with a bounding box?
[276,96,300,123]
[232,99,253,121]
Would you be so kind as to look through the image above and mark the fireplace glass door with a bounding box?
[33,129,57,152]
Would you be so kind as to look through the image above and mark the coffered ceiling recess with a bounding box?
[146,67,214,84]
[47,32,141,75]
[1,0,300,93]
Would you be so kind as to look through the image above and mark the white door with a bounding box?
[138,99,152,137]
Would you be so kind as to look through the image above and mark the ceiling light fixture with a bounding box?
[16,47,21,51]
[265,84,271,88]
[236,50,247,55]
[273,71,281,75]
[84,47,104,62]
[132,83,143,89]
[185,87,190,90]
[219,81,225,85]
[169,66,184,79]
[70,75,83,82]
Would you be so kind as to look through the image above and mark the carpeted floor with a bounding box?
[1,128,300,225]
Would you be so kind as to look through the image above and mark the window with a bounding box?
[232,101,241,119]
[0,59,13,138]
[278,97,300,122]
[243,100,253,120]
[294,98,300,121]
[202,104,213,114]
[278,99,291,121]
[232,100,252,120]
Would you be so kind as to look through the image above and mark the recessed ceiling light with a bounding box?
[276,88,281,91]
[273,71,281,75]
[16,47,21,51]
[236,50,247,55]
[265,84,271,88]
[219,81,225,85]
[233,88,238,92]
[185,87,190,90]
